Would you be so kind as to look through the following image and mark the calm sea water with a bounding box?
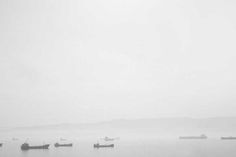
[1,129,236,157]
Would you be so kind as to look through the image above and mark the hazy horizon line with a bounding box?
[2,116,236,129]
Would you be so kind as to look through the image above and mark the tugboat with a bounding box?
[93,143,114,148]
[21,143,50,150]
[179,134,207,139]
[54,143,73,147]
[221,136,236,140]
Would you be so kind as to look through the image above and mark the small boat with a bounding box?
[54,143,73,147]
[221,136,236,140]
[101,136,120,141]
[179,134,207,139]
[94,143,114,148]
[102,137,115,141]
[21,143,50,150]
[0,143,2,147]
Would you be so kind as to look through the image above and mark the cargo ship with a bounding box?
[54,143,73,147]
[221,136,236,140]
[179,134,207,139]
[94,143,114,148]
[21,143,50,150]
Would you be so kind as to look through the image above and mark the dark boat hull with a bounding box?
[0,143,2,147]
[54,143,73,147]
[179,134,207,140]
[21,144,50,150]
[94,144,114,148]
[221,137,236,140]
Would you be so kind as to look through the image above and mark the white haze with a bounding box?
[0,0,236,127]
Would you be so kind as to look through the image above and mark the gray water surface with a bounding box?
[1,139,236,157]
[1,130,236,157]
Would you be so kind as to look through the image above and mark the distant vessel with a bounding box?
[54,143,73,147]
[221,137,236,140]
[21,143,50,150]
[12,138,18,141]
[60,138,67,141]
[104,137,115,141]
[0,143,2,147]
[179,134,207,139]
[94,143,114,148]
[102,136,120,141]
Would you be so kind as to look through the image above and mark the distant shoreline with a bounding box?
[1,116,236,131]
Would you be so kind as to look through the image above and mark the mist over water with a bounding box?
[1,0,236,156]
[1,118,236,157]
[1,129,236,157]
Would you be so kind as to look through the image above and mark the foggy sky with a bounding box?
[0,0,236,127]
